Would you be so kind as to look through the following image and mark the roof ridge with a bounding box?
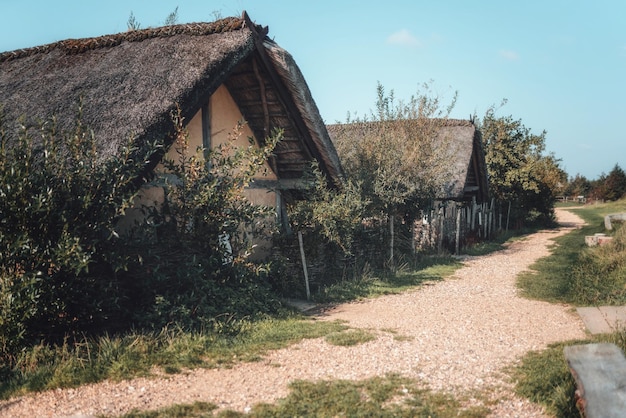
[0,17,245,63]
[327,118,474,129]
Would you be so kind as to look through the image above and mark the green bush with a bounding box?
[0,107,157,357]
[124,111,285,331]
[0,103,286,361]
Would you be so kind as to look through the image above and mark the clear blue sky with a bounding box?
[1,0,625,180]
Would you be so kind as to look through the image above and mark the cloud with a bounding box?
[499,49,520,61]
[387,29,422,47]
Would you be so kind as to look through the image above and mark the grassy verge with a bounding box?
[0,315,348,400]
[510,199,626,417]
[510,330,626,418]
[313,256,463,303]
[518,199,626,304]
[119,374,489,418]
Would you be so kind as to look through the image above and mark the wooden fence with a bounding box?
[414,198,510,254]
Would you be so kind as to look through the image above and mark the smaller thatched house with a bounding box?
[0,12,343,238]
[327,118,490,252]
[327,119,488,203]
[429,119,489,203]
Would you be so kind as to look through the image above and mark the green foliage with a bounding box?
[564,173,591,198]
[127,11,141,31]
[160,113,279,256]
[289,162,366,255]
[336,82,458,218]
[0,101,291,380]
[327,82,459,265]
[591,164,626,202]
[164,7,179,26]
[509,342,582,417]
[480,111,566,228]
[125,110,284,331]
[0,106,157,358]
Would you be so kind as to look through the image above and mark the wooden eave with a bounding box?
[228,12,332,184]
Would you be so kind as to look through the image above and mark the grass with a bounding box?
[324,329,376,346]
[510,330,626,418]
[116,374,490,418]
[509,199,626,417]
[314,256,464,304]
[517,199,626,304]
[508,340,585,418]
[0,315,348,400]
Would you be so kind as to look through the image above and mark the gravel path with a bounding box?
[0,209,587,417]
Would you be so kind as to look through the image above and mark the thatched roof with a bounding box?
[327,119,489,202]
[0,12,343,187]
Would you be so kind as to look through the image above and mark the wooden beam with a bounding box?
[251,57,270,138]
[249,178,313,190]
[242,11,318,166]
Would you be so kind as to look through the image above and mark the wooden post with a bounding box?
[411,218,417,255]
[506,201,511,231]
[470,197,477,231]
[455,203,462,255]
[389,213,395,265]
[437,207,444,254]
[297,231,311,301]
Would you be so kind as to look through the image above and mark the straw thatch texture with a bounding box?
[0,19,252,161]
[327,119,488,202]
[0,14,343,187]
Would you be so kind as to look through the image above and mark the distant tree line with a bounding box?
[563,164,626,202]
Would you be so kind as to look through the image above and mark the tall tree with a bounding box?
[602,164,626,201]
[480,111,565,226]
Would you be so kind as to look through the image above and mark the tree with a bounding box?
[480,111,565,226]
[332,82,458,263]
[603,164,626,201]
[565,174,591,198]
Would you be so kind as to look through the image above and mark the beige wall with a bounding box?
[119,84,280,244]
[163,84,277,184]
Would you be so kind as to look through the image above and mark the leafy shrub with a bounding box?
[0,102,286,362]
[288,162,367,257]
[0,107,157,358]
[124,110,285,331]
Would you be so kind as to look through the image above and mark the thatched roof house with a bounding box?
[0,12,343,195]
[327,119,489,203]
